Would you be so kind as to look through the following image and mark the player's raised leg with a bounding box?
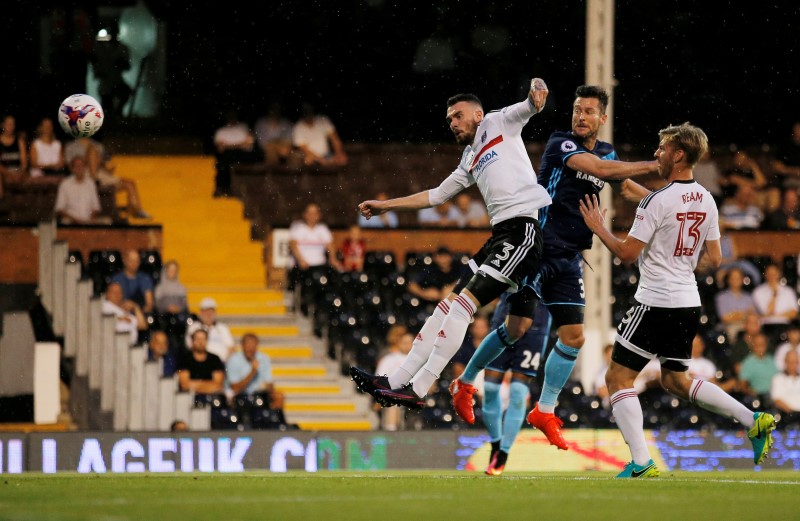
[379,292,478,408]
[378,214,545,409]
[351,298,453,405]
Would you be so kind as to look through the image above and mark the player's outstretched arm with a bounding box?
[619,179,652,203]
[358,190,432,219]
[567,153,658,181]
[579,194,645,263]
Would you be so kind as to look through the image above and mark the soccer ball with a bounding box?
[58,94,104,138]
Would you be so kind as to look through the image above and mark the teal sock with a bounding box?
[538,340,581,408]
[462,325,515,384]
[481,381,503,441]
[501,380,530,453]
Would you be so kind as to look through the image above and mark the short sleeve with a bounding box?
[628,203,657,244]
[706,206,721,241]
[211,354,226,373]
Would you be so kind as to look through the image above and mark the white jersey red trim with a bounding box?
[428,98,552,226]
[628,180,721,308]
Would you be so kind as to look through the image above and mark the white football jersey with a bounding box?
[628,180,720,307]
[428,98,552,226]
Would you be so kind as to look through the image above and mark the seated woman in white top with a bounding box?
[29,117,66,177]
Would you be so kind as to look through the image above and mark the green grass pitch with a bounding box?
[1,470,799,521]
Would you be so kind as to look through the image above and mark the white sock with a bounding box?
[411,294,476,397]
[388,300,450,388]
[610,388,651,466]
[689,379,754,427]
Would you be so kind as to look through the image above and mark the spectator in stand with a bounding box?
[720,181,764,230]
[288,203,342,312]
[693,148,724,205]
[762,186,800,230]
[453,193,490,228]
[738,332,779,402]
[185,297,235,362]
[102,281,146,345]
[226,332,286,413]
[29,117,66,177]
[339,224,366,272]
[64,137,150,219]
[374,325,414,431]
[407,246,459,309]
[147,329,178,377]
[177,329,225,398]
[417,200,460,227]
[731,312,771,376]
[720,149,767,200]
[292,103,348,167]
[752,263,799,343]
[170,420,189,432]
[358,192,398,228]
[774,321,800,373]
[759,185,782,224]
[687,334,718,382]
[770,121,800,188]
[212,109,260,197]
[715,267,757,341]
[770,350,800,426]
[110,249,155,314]
[0,114,28,181]
[254,101,294,166]
[154,260,188,315]
[54,156,104,224]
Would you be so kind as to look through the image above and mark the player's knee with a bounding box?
[660,370,690,397]
[464,273,508,308]
[558,326,584,348]
[505,316,533,341]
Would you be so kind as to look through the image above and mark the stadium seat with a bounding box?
[404,251,433,279]
[87,249,123,295]
[195,393,239,430]
[364,250,398,280]
[139,249,162,284]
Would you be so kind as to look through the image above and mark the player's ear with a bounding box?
[475,109,484,123]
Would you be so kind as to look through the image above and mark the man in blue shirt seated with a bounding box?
[111,248,154,314]
[226,332,286,417]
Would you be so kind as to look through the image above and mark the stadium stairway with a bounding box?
[115,155,377,431]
